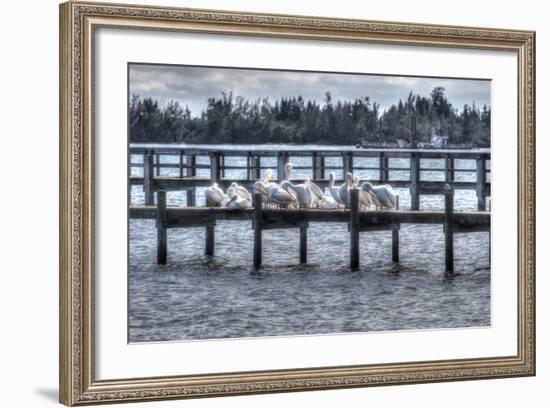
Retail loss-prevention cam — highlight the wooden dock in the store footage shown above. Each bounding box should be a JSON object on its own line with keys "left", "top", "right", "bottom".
{"left": 130, "top": 144, "right": 491, "bottom": 211}
{"left": 130, "top": 188, "right": 490, "bottom": 272}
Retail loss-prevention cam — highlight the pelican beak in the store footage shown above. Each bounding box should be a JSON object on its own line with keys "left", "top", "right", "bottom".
{"left": 264, "top": 175, "right": 270, "bottom": 185}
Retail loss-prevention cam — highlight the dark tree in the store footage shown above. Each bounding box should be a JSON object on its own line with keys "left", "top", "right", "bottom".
{"left": 129, "top": 87, "right": 490, "bottom": 147}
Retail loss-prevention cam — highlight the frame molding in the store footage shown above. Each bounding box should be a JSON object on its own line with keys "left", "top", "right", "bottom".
{"left": 59, "top": 1, "right": 535, "bottom": 405}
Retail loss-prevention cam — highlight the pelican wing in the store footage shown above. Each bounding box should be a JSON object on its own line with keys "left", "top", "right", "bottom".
{"left": 270, "top": 187, "right": 296, "bottom": 204}
{"left": 306, "top": 180, "right": 324, "bottom": 200}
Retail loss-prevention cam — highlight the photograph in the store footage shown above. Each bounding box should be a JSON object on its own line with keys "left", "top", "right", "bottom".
{"left": 127, "top": 63, "right": 492, "bottom": 343}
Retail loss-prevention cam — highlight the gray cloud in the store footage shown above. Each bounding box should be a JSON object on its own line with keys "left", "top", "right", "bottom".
{"left": 129, "top": 64, "right": 491, "bottom": 116}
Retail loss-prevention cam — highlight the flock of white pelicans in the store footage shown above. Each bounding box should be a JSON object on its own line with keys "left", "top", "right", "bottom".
{"left": 205, "top": 163, "right": 397, "bottom": 211}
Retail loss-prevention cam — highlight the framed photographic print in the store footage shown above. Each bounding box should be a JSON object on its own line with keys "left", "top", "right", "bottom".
{"left": 59, "top": 1, "right": 536, "bottom": 405}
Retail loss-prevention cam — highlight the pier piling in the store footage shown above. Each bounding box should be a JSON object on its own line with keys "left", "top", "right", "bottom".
{"left": 410, "top": 153, "right": 420, "bottom": 211}
{"left": 392, "top": 196, "right": 400, "bottom": 263}
{"left": 205, "top": 224, "right": 215, "bottom": 256}
{"left": 476, "top": 156, "right": 487, "bottom": 211}
{"left": 444, "top": 185, "right": 454, "bottom": 272}
{"left": 350, "top": 189, "right": 360, "bottom": 270}
{"left": 156, "top": 190, "right": 167, "bottom": 265}
{"left": 300, "top": 226, "right": 308, "bottom": 264}
{"left": 253, "top": 193, "right": 263, "bottom": 269}
{"left": 186, "top": 154, "right": 196, "bottom": 206}
{"left": 143, "top": 151, "right": 155, "bottom": 206}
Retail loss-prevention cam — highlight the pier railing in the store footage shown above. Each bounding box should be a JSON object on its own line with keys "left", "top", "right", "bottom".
{"left": 130, "top": 188, "right": 490, "bottom": 272}
{"left": 130, "top": 144, "right": 491, "bottom": 211}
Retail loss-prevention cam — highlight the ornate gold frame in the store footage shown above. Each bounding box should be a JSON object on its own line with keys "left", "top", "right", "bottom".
{"left": 59, "top": 1, "right": 536, "bottom": 405}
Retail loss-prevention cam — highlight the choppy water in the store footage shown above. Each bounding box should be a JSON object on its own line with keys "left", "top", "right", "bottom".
{"left": 128, "top": 151, "right": 491, "bottom": 342}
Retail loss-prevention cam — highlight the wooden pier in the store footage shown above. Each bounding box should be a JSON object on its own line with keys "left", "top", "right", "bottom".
{"left": 130, "top": 144, "right": 491, "bottom": 211}
{"left": 130, "top": 187, "right": 490, "bottom": 272}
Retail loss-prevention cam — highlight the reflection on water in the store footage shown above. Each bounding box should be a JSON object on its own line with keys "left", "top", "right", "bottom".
{"left": 128, "top": 153, "right": 490, "bottom": 342}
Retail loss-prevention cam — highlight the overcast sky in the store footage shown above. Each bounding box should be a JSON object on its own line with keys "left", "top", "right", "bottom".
{"left": 129, "top": 64, "right": 491, "bottom": 116}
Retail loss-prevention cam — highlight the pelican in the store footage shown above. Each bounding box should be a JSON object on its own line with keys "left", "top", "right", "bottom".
{"left": 227, "top": 182, "right": 251, "bottom": 202}
{"left": 339, "top": 172, "right": 354, "bottom": 207}
{"left": 282, "top": 163, "right": 312, "bottom": 208}
{"left": 267, "top": 184, "right": 298, "bottom": 208}
{"left": 305, "top": 177, "right": 324, "bottom": 208}
{"left": 262, "top": 167, "right": 296, "bottom": 208}
{"left": 253, "top": 181, "right": 269, "bottom": 205}
{"left": 328, "top": 172, "right": 345, "bottom": 209}
{"left": 352, "top": 175, "right": 374, "bottom": 210}
{"left": 361, "top": 182, "right": 396, "bottom": 210}
{"left": 318, "top": 193, "right": 339, "bottom": 209}
{"left": 225, "top": 194, "right": 252, "bottom": 211}
{"left": 204, "top": 183, "right": 224, "bottom": 207}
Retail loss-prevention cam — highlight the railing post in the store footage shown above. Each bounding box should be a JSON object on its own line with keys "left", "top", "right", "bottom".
{"left": 392, "top": 195, "right": 400, "bottom": 263}
{"left": 143, "top": 150, "right": 155, "bottom": 206}
{"left": 343, "top": 152, "right": 353, "bottom": 177}
{"left": 277, "top": 153, "right": 289, "bottom": 181}
{"left": 410, "top": 153, "right": 420, "bottom": 211}
{"left": 186, "top": 154, "right": 196, "bottom": 207}
{"left": 444, "top": 185, "right": 454, "bottom": 273}
{"left": 476, "top": 156, "right": 487, "bottom": 211}
{"left": 155, "top": 153, "right": 160, "bottom": 176}
{"left": 313, "top": 153, "right": 324, "bottom": 181}
{"left": 210, "top": 153, "right": 221, "bottom": 183}
{"left": 156, "top": 190, "right": 167, "bottom": 265}
{"left": 205, "top": 223, "right": 215, "bottom": 256}
{"left": 380, "top": 153, "right": 389, "bottom": 183}
{"left": 300, "top": 224, "right": 308, "bottom": 264}
{"left": 350, "top": 189, "right": 360, "bottom": 270}
{"left": 445, "top": 154, "right": 455, "bottom": 183}
{"left": 253, "top": 193, "right": 263, "bottom": 269}
{"left": 179, "top": 151, "right": 184, "bottom": 178}
{"left": 249, "top": 156, "right": 261, "bottom": 180}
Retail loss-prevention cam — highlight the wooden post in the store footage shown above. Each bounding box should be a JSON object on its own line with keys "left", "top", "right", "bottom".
{"left": 392, "top": 195, "right": 400, "bottom": 263}
{"left": 445, "top": 155, "right": 455, "bottom": 182}
{"left": 277, "top": 153, "right": 289, "bottom": 181}
{"left": 476, "top": 156, "right": 487, "bottom": 211}
{"left": 186, "top": 154, "right": 196, "bottom": 207}
{"left": 253, "top": 193, "right": 263, "bottom": 269}
{"left": 155, "top": 153, "right": 160, "bottom": 176}
{"left": 313, "top": 153, "right": 324, "bottom": 180}
{"left": 249, "top": 156, "right": 261, "bottom": 180}
{"left": 156, "top": 190, "right": 167, "bottom": 265}
{"left": 210, "top": 153, "right": 221, "bottom": 183}
{"left": 444, "top": 185, "right": 454, "bottom": 273}
{"left": 350, "top": 189, "right": 360, "bottom": 270}
{"left": 143, "top": 150, "right": 154, "bottom": 206}
{"left": 179, "top": 151, "right": 184, "bottom": 178}
{"left": 205, "top": 224, "right": 215, "bottom": 256}
{"left": 300, "top": 225, "right": 308, "bottom": 264}
{"left": 410, "top": 153, "right": 420, "bottom": 211}
{"left": 380, "top": 153, "right": 389, "bottom": 183}
{"left": 343, "top": 153, "right": 353, "bottom": 177}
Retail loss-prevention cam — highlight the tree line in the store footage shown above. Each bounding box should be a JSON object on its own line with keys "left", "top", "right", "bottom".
{"left": 129, "top": 87, "right": 490, "bottom": 147}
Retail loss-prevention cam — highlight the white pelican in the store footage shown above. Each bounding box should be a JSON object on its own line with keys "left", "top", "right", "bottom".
{"left": 204, "top": 183, "right": 224, "bottom": 207}
{"left": 253, "top": 181, "right": 269, "bottom": 205}
{"left": 263, "top": 168, "right": 297, "bottom": 208}
{"left": 361, "top": 182, "right": 396, "bottom": 210}
{"left": 339, "top": 172, "right": 354, "bottom": 207}
{"left": 227, "top": 182, "right": 251, "bottom": 202}
{"left": 282, "top": 163, "right": 312, "bottom": 208}
{"left": 327, "top": 172, "right": 344, "bottom": 209}
{"left": 318, "top": 193, "right": 339, "bottom": 209}
{"left": 267, "top": 184, "right": 298, "bottom": 208}
{"left": 305, "top": 177, "right": 324, "bottom": 208}
{"left": 352, "top": 175, "right": 374, "bottom": 210}
{"left": 225, "top": 194, "right": 252, "bottom": 211}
